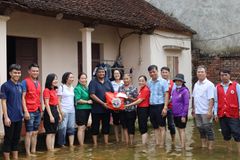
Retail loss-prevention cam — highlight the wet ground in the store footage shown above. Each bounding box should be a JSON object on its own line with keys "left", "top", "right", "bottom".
{"left": 11, "top": 120, "right": 240, "bottom": 160}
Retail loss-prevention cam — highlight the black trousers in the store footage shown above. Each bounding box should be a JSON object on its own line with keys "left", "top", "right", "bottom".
{"left": 91, "top": 113, "right": 110, "bottom": 135}
{"left": 3, "top": 120, "right": 22, "bottom": 153}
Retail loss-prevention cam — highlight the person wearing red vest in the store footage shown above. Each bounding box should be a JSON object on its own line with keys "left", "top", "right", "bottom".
{"left": 214, "top": 69, "right": 240, "bottom": 153}
{"left": 161, "top": 67, "right": 176, "bottom": 143}
{"left": 22, "top": 63, "right": 42, "bottom": 156}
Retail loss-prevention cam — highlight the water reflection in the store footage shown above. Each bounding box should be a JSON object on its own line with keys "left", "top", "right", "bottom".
{"left": 17, "top": 120, "right": 240, "bottom": 160}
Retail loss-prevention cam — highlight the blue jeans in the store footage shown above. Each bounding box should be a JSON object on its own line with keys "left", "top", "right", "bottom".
{"left": 25, "top": 110, "right": 41, "bottom": 132}
{"left": 57, "top": 112, "right": 75, "bottom": 146}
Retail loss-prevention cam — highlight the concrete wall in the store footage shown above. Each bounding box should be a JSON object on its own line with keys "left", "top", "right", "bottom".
{"left": 120, "top": 29, "right": 192, "bottom": 90}
{"left": 121, "top": 32, "right": 151, "bottom": 85}
{"left": 147, "top": 0, "right": 240, "bottom": 54}
{"left": 7, "top": 12, "right": 120, "bottom": 87}
{"left": 150, "top": 30, "right": 192, "bottom": 90}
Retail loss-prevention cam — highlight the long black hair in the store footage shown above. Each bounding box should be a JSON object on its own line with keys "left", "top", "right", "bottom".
{"left": 45, "top": 73, "right": 58, "bottom": 90}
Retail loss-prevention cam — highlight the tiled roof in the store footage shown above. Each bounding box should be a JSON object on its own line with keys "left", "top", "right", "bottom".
{"left": 0, "top": 0, "right": 196, "bottom": 34}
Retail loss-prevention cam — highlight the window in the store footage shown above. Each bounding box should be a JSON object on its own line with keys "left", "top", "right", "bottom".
{"left": 167, "top": 56, "right": 179, "bottom": 79}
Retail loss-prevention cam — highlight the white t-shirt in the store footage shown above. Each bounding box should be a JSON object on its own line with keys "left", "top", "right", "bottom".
{"left": 111, "top": 80, "right": 124, "bottom": 92}
{"left": 57, "top": 84, "right": 75, "bottom": 113}
{"left": 192, "top": 78, "right": 215, "bottom": 114}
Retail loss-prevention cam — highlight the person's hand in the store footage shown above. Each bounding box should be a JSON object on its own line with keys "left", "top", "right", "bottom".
{"left": 87, "top": 100, "right": 93, "bottom": 104}
{"left": 50, "top": 116, "right": 55, "bottom": 123}
{"left": 181, "top": 117, "right": 186, "bottom": 123}
{"left": 191, "top": 109, "right": 195, "bottom": 118}
{"left": 24, "top": 111, "right": 30, "bottom": 120}
{"left": 40, "top": 112, "right": 44, "bottom": 118}
{"left": 207, "top": 110, "right": 213, "bottom": 119}
{"left": 4, "top": 116, "right": 11, "bottom": 127}
{"left": 59, "top": 114, "right": 62, "bottom": 122}
{"left": 161, "top": 107, "right": 167, "bottom": 117}
{"left": 103, "top": 103, "right": 109, "bottom": 109}
{"left": 214, "top": 116, "right": 219, "bottom": 123}
{"left": 125, "top": 104, "right": 130, "bottom": 108}
{"left": 61, "top": 111, "right": 64, "bottom": 118}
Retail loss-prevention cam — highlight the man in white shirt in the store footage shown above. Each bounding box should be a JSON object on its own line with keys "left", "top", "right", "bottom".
{"left": 192, "top": 65, "right": 215, "bottom": 150}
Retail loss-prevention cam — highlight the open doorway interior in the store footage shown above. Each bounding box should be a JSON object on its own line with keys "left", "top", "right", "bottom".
{"left": 7, "top": 36, "right": 38, "bottom": 80}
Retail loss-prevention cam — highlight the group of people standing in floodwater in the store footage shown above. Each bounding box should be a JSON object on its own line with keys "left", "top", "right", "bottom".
{"left": 1, "top": 63, "right": 240, "bottom": 160}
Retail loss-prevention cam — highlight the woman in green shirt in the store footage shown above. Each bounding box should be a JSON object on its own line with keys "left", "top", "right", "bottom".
{"left": 74, "top": 73, "right": 92, "bottom": 146}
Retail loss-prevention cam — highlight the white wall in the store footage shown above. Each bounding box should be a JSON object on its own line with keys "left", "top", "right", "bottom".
{"left": 120, "top": 29, "right": 192, "bottom": 90}
{"left": 7, "top": 12, "right": 119, "bottom": 87}
{"left": 150, "top": 30, "right": 192, "bottom": 90}
{"left": 121, "top": 33, "right": 151, "bottom": 85}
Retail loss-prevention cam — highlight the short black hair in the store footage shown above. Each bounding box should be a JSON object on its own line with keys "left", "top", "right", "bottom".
{"left": 148, "top": 65, "right": 158, "bottom": 72}
{"left": 45, "top": 73, "right": 58, "bottom": 90}
{"left": 61, "top": 72, "right": 73, "bottom": 84}
{"left": 161, "top": 66, "right": 170, "bottom": 72}
{"left": 138, "top": 75, "right": 147, "bottom": 81}
{"left": 28, "top": 63, "right": 39, "bottom": 70}
{"left": 78, "top": 72, "right": 87, "bottom": 79}
{"left": 9, "top": 64, "right": 21, "bottom": 72}
{"left": 219, "top": 69, "right": 231, "bottom": 75}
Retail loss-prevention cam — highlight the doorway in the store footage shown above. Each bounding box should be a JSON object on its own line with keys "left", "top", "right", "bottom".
{"left": 7, "top": 36, "right": 38, "bottom": 80}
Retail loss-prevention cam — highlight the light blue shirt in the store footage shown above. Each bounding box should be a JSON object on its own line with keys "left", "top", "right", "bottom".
{"left": 214, "top": 81, "right": 240, "bottom": 116}
{"left": 148, "top": 77, "right": 168, "bottom": 105}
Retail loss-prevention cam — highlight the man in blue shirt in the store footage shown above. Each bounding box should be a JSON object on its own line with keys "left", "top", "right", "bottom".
{"left": 89, "top": 67, "right": 114, "bottom": 146}
{"left": 147, "top": 65, "right": 169, "bottom": 147}
{"left": 1, "top": 64, "right": 23, "bottom": 160}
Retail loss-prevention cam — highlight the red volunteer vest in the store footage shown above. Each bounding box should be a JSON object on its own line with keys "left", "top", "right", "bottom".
{"left": 217, "top": 81, "right": 239, "bottom": 118}
{"left": 25, "top": 77, "right": 42, "bottom": 112}
{"left": 168, "top": 80, "right": 174, "bottom": 109}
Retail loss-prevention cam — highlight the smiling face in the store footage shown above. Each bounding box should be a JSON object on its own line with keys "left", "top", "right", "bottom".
{"left": 10, "top": 69, "right": 21, "bottom": 83}
{"left": 123, "top": 74, "right": 131, "bottom": 86}
{"left": 148, "top": 68, "right": 158, "bottom": 80}
{"left": 197, "top": 67, "right": 207, "bottom": 81}
{"left": 138, "top": 76, "right": 147, "bottom": 88}
{"left": 96, "top": 69, "right": 105, "bottom": 79}
{"left": 79, "top": 74, "right": 87, "bottom": 86}
{"left": 66, "top": 73, "right": 74, "bottom": 85}
{"left": 161, "top": 69, "right": 170, "bottom": 80}
{"left": 113, "top": 70, "right": 121, "bottom": 81}
{"left": 52, "top": 76, "right": 58, "bottom": 88}
{"left": 28, "top": 66, "right": 39, "bottom": 80}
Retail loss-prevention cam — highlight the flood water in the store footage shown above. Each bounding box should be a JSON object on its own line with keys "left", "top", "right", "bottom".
{"left": 16, "top": 120, "right": 240, "bottom": 160}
